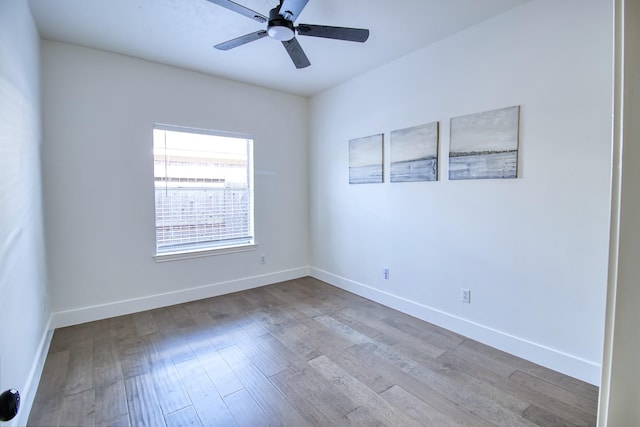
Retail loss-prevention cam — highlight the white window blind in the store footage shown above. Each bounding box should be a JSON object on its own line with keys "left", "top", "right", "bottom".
{"left": 153, "top": 125, "right": 254, "bottom": 256}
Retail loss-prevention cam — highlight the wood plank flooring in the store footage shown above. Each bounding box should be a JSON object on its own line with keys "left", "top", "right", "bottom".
{"left": 29, "top": 277, "right": 599, "bottom": 426}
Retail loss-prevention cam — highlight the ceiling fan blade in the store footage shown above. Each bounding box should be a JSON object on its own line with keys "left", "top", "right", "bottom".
{"left": 282, "top": 38, "right": 311, "bottom": 69}
{"left": 205, "top": 0, "right": 268, "bottom": 23}
{"left": 297, "top": 24, "right": 369, "bottom": 42}
{"left": 214, "top": 30, "right": 268, "bottom": 50}
{"left": 278, "top": 0, "right": 310, "bottom": 21}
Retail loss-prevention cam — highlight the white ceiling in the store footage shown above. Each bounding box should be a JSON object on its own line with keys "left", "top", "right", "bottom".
{"left": 28, "top": 0, "right": 532, "bottom": 97}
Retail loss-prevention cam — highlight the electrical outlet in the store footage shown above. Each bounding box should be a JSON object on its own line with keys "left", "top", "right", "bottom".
{"left": 461, "top": 288, "right": 471, "bottom": 304}
{"left": 260, "top": 255, "right": 266, "bottom": 265}
{"left": 383, "top": 267, "right": 390, "bottom": 280}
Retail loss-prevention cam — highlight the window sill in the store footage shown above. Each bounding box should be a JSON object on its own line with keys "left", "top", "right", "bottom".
{"left": 154, "top": 243, "right": 257, "bottom": 263}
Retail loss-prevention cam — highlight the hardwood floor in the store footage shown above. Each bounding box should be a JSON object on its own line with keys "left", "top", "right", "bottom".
{"left": 29, "top": 277, "right": 599, "bottom": 426}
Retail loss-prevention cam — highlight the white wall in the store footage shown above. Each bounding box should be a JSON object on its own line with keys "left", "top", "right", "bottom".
{"left": 309, "top": 0, "right": 613, "bottom": 385}
{"left": 598, "top": 0, "right": 640, "bottom": 423}
{"left": 0, "top": 1, "right": 51, "bottom": 426}
{"left": 41, "top": 41, "right": 309, "bottom": 326}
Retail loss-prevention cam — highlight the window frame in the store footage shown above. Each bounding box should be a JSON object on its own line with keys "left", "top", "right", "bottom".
{"left": 152, "top": 123, "right": 256, "bottom": 262}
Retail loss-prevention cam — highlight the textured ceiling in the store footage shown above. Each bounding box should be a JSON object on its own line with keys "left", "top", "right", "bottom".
{"left": 28, "top": 0, "right": 532, "bottom": 97}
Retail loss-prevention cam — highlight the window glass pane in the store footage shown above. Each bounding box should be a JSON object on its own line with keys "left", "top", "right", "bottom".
{"left": 153, "top": 126, "right": 254, "bottom": 255}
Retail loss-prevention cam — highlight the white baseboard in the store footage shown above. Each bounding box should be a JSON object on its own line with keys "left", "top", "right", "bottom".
{"left": 310, "top": 267, "right": 601, "bottom": 386}
{"left": 52, "top": 267, "right": 309, "bottom": 328}
{"left": 11, "top": 315, "right": 54, "bottom": 427}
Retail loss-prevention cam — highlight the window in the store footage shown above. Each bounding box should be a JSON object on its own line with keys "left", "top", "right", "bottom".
{"left": 153, "top": 124, "right": 254, "bottom": 257}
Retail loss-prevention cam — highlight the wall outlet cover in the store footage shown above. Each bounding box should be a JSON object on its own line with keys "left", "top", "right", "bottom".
{"left": 462, "top": 288, "right": 471, "bottom": 303}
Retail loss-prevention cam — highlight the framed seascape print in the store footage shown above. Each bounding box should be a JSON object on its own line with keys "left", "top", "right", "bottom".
{"left": 390, "top": 122, "right": 439, "bottom": 183}
{"left": 449, "top": 105, "right": 520, "bottom": 180}
{"left": 349, "top": 134, "right": 384, "bottom": 184}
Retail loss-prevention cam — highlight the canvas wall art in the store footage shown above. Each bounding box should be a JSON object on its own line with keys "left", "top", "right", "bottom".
{"left": 349, "top": 134, "right": 384, "bottom": 184}
{"left": 390, "top": 122, "right": 439, "bottom": 182}
{"left": 449, "top": 106, "right": 520, "bottom": 180}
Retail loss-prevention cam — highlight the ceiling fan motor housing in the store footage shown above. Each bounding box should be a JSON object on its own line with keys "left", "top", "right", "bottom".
{"left": 267, "top": 7, "right": 295, "bottom": 41}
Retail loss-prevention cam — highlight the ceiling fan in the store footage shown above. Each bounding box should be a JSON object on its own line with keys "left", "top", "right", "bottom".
{"left": 206, "top": 0, "right": 370, "bottom": 69}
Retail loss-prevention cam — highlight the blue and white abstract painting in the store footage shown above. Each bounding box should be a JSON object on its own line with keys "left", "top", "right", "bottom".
{"left": 449, "top": 106, "right": 520, "bottom": 180}
{"left": 390, "top": 122, "right": 439, "bottom": 182}
{"left": 349, "top": 134, "right": 383, "bottom": 184}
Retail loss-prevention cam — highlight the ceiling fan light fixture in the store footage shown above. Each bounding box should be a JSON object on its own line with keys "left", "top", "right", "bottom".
{"left": 267, "top": 24, "right": 295, "bottom": 41}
